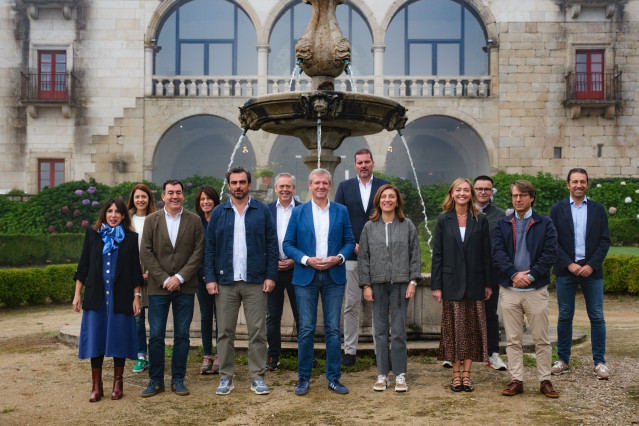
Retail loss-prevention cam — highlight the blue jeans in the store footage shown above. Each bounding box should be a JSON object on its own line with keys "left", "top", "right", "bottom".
{"left": 135, "top": 307, "right": 147, "bottom": 357}
{"left": 556, "top": 275, "right": 606, "bottom": 365}
{"left": 197, "top": 278, "right": 217, "bottom": 356}
{"left": 148, "top": 292, "right": 194, "bottom": 383}
{"left": 294, "top": 270, "right": 345, "bottom": 382}
{"left": 266, "top": 269, "right": 299, "bottom": 357}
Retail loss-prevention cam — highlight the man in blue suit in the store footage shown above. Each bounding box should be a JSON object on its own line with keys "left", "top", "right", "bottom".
{"left": 265, "top": 172, "right": 301, "bottom": 371}
{"left": 283, "top": 168, "right": 355, "bottom": 395}
{"left": 549, "top": 168, "right": 611, "bottom": 380}
{"left": 334, "top": 148, "right": 389, "bottom": 366}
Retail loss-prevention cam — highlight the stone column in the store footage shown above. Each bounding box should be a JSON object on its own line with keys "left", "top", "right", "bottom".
{"left": 144, "top": 43, "right": 154, "bottom": 96}
{"left": 257, "top": 44, "right": 269, "bottom": 96}
{"left": 372, "top": 44, "right": 385, "bottom": 96}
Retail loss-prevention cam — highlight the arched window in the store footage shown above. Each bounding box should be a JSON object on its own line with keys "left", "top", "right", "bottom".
{"left": 154, "top": 0, "right": 257, "bottom": 75}
{"left": 152, "top": 115, "right": 255, "bottom": 184}
{"left": 268, "top": 1, "right": 373, "bottom": 76}
{"left": 385, "top": 0, "right": 488, "bottom": 76}
{"left": 385, "top": 116, "right": 489, "bottom": 186}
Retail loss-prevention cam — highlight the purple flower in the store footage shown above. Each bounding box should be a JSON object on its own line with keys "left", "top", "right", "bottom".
{"left": 186, "top": 182, "right": 193, "bottom": 187}
{"left": 61, "top": 206, "right": 69, "bottom": 213}
{"left": 66, "top": 221, "right": 73, "bottom": 228}
{"left": 82, "top": 199, "right": 90, "bottom": 205}
{"left": 74, "top": 189, "right": 83, "bottom": 195}
{"left": 92, "top": 201, "right": 100, "bottom": 206}
{"left": 81, "top": 219, "right": 89, "bottom": 228}
{"left": 73, "top": 209, "right": 80, "bottom": 217}
{"left": 87, "top": 186, "right": 96, "bottom": 194}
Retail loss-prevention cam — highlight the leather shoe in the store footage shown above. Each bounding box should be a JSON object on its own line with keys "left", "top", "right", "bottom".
{"left": 539, "top": 380, "right": 559, "bottom": 398}
{"left": 502, "top": 380, "right": 523, "bottom": 396}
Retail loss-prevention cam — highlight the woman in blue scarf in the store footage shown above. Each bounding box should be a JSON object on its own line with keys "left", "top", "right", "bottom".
{"left": 72, "top": 198, "right": 143, "bottom": 402}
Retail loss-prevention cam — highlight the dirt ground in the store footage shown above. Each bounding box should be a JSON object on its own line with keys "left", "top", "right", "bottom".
{"left": 0, "top": 292, "right": 637, "bottom": 425}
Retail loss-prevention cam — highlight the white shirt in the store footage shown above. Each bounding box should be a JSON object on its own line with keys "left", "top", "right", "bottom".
{"left": 163, "top": 207, "right": 184, "bottom": 285}
{"left": 132, "top": 214, "right": 146, "bottom": 249}
{"left": 358, "top": 175, "right": 374, "bottom": 212}
{"left": 301, "top": 199, "right": 330, "bottom": 265}
{"left": 231, "top": 198, "right": 249, "bottom": 281}
{"left": 276, "top": 199, "right": 295, "bottom": 260}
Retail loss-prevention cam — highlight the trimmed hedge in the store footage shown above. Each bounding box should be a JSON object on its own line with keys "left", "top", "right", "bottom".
{"left": 608, "top": 218, "right": 639, "bottom": 246}
{"left": 0, "top": 264, "right": 75, "bottom": 307}
{"left": 0, "top": 234, "right": 83, "bottom": 267}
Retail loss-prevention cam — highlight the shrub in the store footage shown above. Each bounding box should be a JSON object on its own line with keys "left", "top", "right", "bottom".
{"left": 601, "top": 255, "right": 630, "bottom": 293}
{"left": 45, "top": 265, "right": 76, "bottom": 303}
{"left": 608, "top": 218, "right": 639, "bottom": 246}
{"left": 47, "top": 234, "right": 84, "bottom": 264}
{"left": 0, "top": 234, "right": 48, "bottom": 266}
{"left": 0, "top": 269, "right": 31, "bottom": 307}
{"left": 0, "top": 265, "right": 76, "bottom": 307}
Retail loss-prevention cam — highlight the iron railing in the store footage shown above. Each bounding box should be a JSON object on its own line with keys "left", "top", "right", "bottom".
{"left": 20, "top": 72, "right": 77, "bottom": 102}
{"left": 565, "top": 71, "right": 621, "bottom": 102}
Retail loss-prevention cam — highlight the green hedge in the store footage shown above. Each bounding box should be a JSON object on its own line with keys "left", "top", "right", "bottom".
{"left": 0, "top": 265, "right": 75, "bottom": 307}
{"left": 0, "top": 234, "right": 83, "bottom": 267}
{"left": 608, "top": 218, "right": 639, "bottom": 246}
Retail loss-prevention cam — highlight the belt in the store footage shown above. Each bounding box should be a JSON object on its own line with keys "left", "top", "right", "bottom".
{"left": 576, "top": 259, "right": 587, "bottom": 266}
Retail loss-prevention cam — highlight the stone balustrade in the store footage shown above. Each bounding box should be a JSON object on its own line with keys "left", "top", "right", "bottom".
{"left": 151, "top": 75, "right": 492, "bottom": 98}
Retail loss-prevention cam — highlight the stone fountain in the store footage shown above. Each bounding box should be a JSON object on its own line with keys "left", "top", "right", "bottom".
{"left": 239, "top": 0, "right": 407, "bottom": 178}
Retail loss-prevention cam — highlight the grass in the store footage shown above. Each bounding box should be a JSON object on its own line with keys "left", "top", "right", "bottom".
{"left": 607, "top": 246, "right": 639, "bottom": 256}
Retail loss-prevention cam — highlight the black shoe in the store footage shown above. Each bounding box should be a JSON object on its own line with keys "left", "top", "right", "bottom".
{"left": 342, "top": 353, "right": 356, "bottom": 367}
{"left": 266, "top": 355, "right": 279, "bottom": 371}
{"left": 312, "top": 359, "right": 320, "bottom": 368}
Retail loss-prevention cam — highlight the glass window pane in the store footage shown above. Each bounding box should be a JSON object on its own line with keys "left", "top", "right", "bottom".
{"left": 54, "top": 162, "right": 64, "bottom": 171}
{"left": 268, "top": 9, "right": 291, "bottom": 75}
{"left": 437, "top": 44, "right": 460, "bottom": 75}
{"left": 236, "top": 11, "right": 257, "bottom": 75}
{"left": 180, "top": 43, "right": 204, "bottom": 75}
{"left": 384, "top": 10, "right": 405, "bottom": 75}
{"left": 408, "top": 0, "right": 461, "bottom": 39}
{"left": 179, "top": 0, "right": 233, "bottom": 39}
{"left": 41, "top": 64, "right": 51, "bottom": 73}
{"left": 464, "top": 10, "right": 488, "bottom": 75}
{"left": 409, "top": 44, "right": 432, "bottom": 75}
{"left": 347, "top": 9, "right": 373, "bottom": 75}
{"left": 56, "top": 54, "right": 66, "bottom": 63}
{"left": 209, "top": 44, "right": 233, "bottom": 75}
{"left": 156, "top": 14, "right": 176, "bottom": 74}
{"left": 40, "top": 162, "right": 50, "bottom": 173}
{"left": 41, "top": 54, "right": 51, "bottom": 63}
{"left": 293, "top": 5, "right": 312, "bottom": 37}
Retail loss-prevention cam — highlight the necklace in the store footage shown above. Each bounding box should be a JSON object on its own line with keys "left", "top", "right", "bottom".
{"left": 456, "top": 213, "right": 467, "bottom": 218}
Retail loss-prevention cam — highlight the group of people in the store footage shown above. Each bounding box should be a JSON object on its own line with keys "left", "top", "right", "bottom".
{"left": 72, "top": 154, "right": 609, "bottom": 401}
{"left": 431, "top": 168, "right": 610, "bottom": 399}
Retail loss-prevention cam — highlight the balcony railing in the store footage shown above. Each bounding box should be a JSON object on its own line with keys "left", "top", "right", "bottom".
{"left": 565, "top": 71, "right": 621, "bottom": 103}
{"left": 20, "top": 72, "right": 77, "bottom": 103}
{"left": 151, "top": 75, "right": 492, "bottom": 98}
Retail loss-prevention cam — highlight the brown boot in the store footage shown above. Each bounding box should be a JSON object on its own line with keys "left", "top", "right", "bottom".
{"left": 89, "top": 368, "right": 103, "bottom": 402}
{"left": 111, "top": 366, "right": 124, "bottom": 400}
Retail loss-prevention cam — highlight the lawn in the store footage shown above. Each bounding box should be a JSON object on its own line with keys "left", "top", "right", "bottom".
{"left": 608, "top": 246, "right": 639, "bottom": 256}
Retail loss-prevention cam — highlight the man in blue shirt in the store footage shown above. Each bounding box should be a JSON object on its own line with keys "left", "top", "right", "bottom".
{"left": 549, "top": 168, "right": 611, "bottom": 380}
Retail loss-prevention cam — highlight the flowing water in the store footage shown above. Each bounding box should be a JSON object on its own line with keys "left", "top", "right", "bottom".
{"left": 289, "top": 62, "right": 302, "bottom": 91}
{"left": 317, "top": 119, "right": 322, "bottom": 169}
{"left": 220, "top": 130, "right": 247, "bottom": 196}
{"left": 398, "top": 130, "right": 432, "bottom": 250}
{"left": 345, "top": 64, "right": 357, "bottom": 92}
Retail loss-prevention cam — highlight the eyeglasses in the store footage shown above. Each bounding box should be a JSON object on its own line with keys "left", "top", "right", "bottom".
{"left": 511, "top": 193, "right": 530, "bottom": 199}
{"left": 475, "top": 188, "right": 493, "bottom": 193}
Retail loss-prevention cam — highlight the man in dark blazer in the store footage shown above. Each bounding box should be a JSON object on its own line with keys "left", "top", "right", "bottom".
{"left": 283, "top": 169, "right": 355, "bottom": 396}
{"left": 334, "top": 148, "right": 389, "bottom": 366}
{"left": 140, "top": 179, "right": 204, "bottom": 398}
{"left": 265, "top": 172, "right": 301, "bottom": 371}
{"left": 549, "top": 168, "right": 611, "bottom": 380}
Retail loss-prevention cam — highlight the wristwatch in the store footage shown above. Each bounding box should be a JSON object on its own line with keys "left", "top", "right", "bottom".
{"left": 527, "top": 274, "right": 535, "bottom": 283}
{"left": 409, "top": 280, "right": 418, "bottom": 287}
{"left": 337, "top": 254, "right": 345, "bottom": 265}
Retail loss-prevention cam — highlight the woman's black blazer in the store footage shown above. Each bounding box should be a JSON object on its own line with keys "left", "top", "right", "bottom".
{"left": 74, "top": 228, "right": 143, "bottom": 314}
{"left": 430, "top": 211, "right": 494, "bottom": 301}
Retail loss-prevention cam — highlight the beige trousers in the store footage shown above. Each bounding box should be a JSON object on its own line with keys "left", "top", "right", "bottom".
{"left": 499, "top": 286, "right": 552, "bottom": 383}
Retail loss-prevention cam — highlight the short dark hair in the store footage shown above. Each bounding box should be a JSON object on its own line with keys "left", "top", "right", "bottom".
{"left": 225, "top": 166, "right": 251, "bottom": 184}
{"left": 474, "top": 175, "right": 494, "bottom": 185}
{"left": 354, "top": 148, "right": 373, "bottom": 161}
{"left": 195, "top": 186, "right": 221, "bottom": 218}
{"left": 567, "top": 168, "right": 589, "bottom": 183}
{"left": 163, "top": 179, "right": 183, "bottom": 192}
{"left": 510, "top": 180, "right": 536, "bottom": 206}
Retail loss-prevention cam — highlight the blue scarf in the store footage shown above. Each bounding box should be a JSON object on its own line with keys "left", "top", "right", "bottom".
{"left": 99, "top": 224, "right": 125, "bottom": 254}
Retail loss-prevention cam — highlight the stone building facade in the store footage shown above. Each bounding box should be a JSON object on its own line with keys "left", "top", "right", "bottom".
{"left": 1, "top": 0, "right": 637, "bottom": 194}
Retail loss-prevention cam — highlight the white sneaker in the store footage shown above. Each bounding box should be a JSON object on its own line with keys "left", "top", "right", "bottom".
{"left": 373, "top": 375, "right": 389, "bottom": 391}
{"left": 442, "top": 361, "right": 453, "bottom": 369}
{"left": 594, "top": 363, "right": 610, "bottom": 380}
{"left": 395, "top": 374, "right": 408, "bottom": 392}
{"left": 488, "top": 352, "right": 507, "bottom": 371}
{"left": 551, "top": 360, "right": 569, "bottom": 375}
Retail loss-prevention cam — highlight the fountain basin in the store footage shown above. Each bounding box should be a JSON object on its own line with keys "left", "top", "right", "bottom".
{"left": 239, "top": 91, "right": 407, "bottom": 150}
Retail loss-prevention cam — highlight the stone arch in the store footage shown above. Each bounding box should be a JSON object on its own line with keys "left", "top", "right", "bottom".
{"left": 150, "top": 114, "right": 255, "bottom": 184}
{"left": 146, "top": 0, "right": 263, "bottom": 43}
{"left": 379, "top": 0, "right": 498, "bottom": 46}
{"left": 385, "top": 115, "right": 490, "bottom": 186}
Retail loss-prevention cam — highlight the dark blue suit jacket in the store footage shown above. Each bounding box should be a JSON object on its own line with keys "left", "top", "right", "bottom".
{"left": 282, "top": 201, "right": 355, "bottom": 286}
{"left": 549, "top": 198, "right": 610, "bottom": 279}
{"left": 334, "top": 175, "right": 389, "bottom": 260}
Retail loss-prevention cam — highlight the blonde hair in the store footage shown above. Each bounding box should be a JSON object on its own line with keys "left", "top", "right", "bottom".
{"left": 441, "top": 177, "right": 481, "bottom": 219}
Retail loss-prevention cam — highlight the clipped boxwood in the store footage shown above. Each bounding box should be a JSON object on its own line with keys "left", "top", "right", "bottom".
{"left": 46, "top": 265, "right": 76, "bottom": 303}
{"left": 601, "top": 255, "right": 630, "bottom": 293}
{"left": 608, "top": 218, "right": 639, "bottom": 246}
{"left": 47, "top": 234, "right": 84, "bottom": 264}
{"left": 0, "top": 234, "right": 83, "bottom": 267}
{"left": 0, "top": 265, "right": 76, "bottom": 307}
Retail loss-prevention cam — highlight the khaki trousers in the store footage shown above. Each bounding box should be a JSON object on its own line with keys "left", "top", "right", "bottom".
{"left": 499, "top": 286, "right": 552, "bottom": 383}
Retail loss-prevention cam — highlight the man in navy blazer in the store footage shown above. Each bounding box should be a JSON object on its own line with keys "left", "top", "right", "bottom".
{"left": 265, "top": 172, "right": 301, "bottom": 371}
{"left": 549, "top": 168, "right": 611, "bottom": 380}
{"left": 334, "top": 148, "right": 389, "bottom": 366}
{"left": 283, "top": 169, "right": 355, "bottom": 396}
